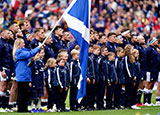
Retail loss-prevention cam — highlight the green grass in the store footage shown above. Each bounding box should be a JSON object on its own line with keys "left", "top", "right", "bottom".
{"left": 1, "top": 106, "right": 160, "bottom": 115}
{"left": 0, "top": 90, "right": 159, "bottom": 115}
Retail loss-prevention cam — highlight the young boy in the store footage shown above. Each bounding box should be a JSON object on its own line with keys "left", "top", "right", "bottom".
{"left": 69, "top": 49, "right": 81, "bottom": 111}
{"left": 55, "top": 58, "right": 70, "bottom": 112}
{"left": 84, "top": 44, "right": 100, "bottom": 110}
{"left": 97, "top": 45, "right": 108, "bottom": 110}
{"left": 114, "top": 47, "right": 125, "bottom": 109}
{"left": 106, "top": 52, "right": 117, "bottom": 109}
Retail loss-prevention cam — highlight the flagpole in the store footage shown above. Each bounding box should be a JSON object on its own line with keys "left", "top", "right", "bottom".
{"left": 42, "top": 0, "right": 77, "bottom": 45}
{"left": 28, "top": 0, "right": 77, "bottom": 66}
{"left": 42, "top": 13, "right": 64, "bottom": 45}
{"left": 27, "top": 15, "right": 64, "bottom": 66}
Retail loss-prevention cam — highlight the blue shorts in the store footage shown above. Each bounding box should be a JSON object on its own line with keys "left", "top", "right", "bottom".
{"left": 0, "top": 68, "right": 11, "bottom": 82}
{"left": 141, "top": 70, "right": 146, "bottom": 81}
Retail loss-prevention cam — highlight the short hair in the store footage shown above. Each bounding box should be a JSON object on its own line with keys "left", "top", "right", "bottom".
{"left": 93, "top": 44, "right": 101, "bottom": 50}
{"left": 107, "top": 32, "right": 116, "bottom": 38}
{"left": 34, "top": 27, "right": 43, "bottom": 33}
{"left": 89, "top": 44, "right": 93, "bottom": 48}
{"left": 58, "top": 49, "right": 68, "bottom": 53}
{"left": 8, "top": 21, "right": 17, "bottom": 28}
{"left": 71, "top": 49, "right": 79, "bottom": 57}
{"left": 0, "top": 28, "right": 8, "bottom": 34}
{"left": 115, "top": 47, "right": 123, "bottom": 53}
{"left": 75, "top": 45, "right": 80, "bottom": 50}
{"left": 99, "top": 34, "right": 106, "bottom": 39}
{"left": 100, "top": 45, "right": 107, "bottom": 53}
{"left": 56, "top": 57, "right": 65, "bottom": 64}
{"left": 107, "top": 52, "right": 115, "bottom": 57}
{"left": 19, "top": 20, "right": 29, "bottom": 29}
{"left": 53, "top": 26, "right": 62, "bottom": 34}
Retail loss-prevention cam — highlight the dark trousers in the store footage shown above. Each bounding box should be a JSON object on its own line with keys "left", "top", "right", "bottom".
{"left": 56, "top": 88, "right": 67, "bottom": 110}
{"left": 125, "top": 83, "right": 133, "bottom": 108}
{"left": 46, "top": 86, "right": 57, "bottom": 109}
{"left": 106, "top": 84, "right": 115, "bottom": 109}
{"left": 70, "top": 85, "right": 79, "bottom": 110}
{"left": 17, "top": 82, "right": 29, "bottom": 112}
{"left": 133, "top": 83, "right": 138, "bottom": 105}
{"left": 114, "top": 84, "right": 122, "bottom": 107}
{"left": 96, "top": 79, "right": 105, "bottom": 109}
{"left": 81, "top": 81, "right": 95, "bottom": 109}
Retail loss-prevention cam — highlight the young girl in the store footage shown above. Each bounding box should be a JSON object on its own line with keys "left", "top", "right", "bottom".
{"left": 132, "top": 49, "right": 141, "bottom": 107}
{"left": 36, "top": 49, "right": 45, "bottom": 112}
{"left": 12, "top": 38, "right": 43, "bottom": 112}
{"left": 124, "top": 44, "right": 135, "bottom": 109}
{"left": 44, "top": 58, "right": 56, "bottom": 112}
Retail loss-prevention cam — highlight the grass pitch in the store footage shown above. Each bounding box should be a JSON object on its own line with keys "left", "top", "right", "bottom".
{"left": 0, "top": 90, "right": 159, "bottom": 115}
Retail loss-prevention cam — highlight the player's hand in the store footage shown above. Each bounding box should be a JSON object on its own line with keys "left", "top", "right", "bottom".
{"left": 86, "top": 78, "right": 91, "bottom": 84}
{"left": 65, "top": 87, "right": 68, "bottom": 91}
{"left": 93, "top": 79, "right": 95, "bottom": 84}
{"left": 29, "top": 83, "right": 32, "bottom": 87}
{"left": 38, "top": 44, "right": 44, "bottom": 49}
{"left": 1, "top": 70, "right": 6, "bottom": 78}
{"left": 115, "top": 81, "right": 118, "bottom": 85}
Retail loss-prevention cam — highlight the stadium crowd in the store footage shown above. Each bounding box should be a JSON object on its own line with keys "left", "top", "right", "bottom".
{"left": 0, "top": 0, "right": 160, "bottom": 113}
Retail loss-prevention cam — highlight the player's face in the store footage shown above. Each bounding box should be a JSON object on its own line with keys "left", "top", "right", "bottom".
{"left": 119, "top": 50, "right": 125, "bottom": 57}
{"left": 38, "top": 29, "right": 45, "bottom": 41}
{"left": 58, "top": 60, "right": 65, "bottom": 66}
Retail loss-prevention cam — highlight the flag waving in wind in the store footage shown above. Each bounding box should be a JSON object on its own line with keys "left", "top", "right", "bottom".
{"left": 63, "top": 0, "right": 91, "bottom": 101}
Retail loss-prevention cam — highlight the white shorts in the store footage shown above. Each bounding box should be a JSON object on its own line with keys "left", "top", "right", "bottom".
{"left": 158, "top": 72, "right": 160, "bottom": 82}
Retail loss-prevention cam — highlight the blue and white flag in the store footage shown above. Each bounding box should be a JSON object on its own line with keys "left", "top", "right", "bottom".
{"left": 63, "top": 0, "right": 91, "bottom": 101}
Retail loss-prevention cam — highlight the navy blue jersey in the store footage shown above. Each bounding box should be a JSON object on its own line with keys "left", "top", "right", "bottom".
{"left": 70, "top": 59, "right": 81, "bottom": 86}
{"left": 133, "top": 60, "right": 141, "bottom": 82}
{"left": 55, "top": 65, "right": 70, "bottom": 88}
{"left": 51, "top": 36, "right": 64, "bottom": 58}
{"left": 107, "top": 60, "right": 118, "bottom": 83}
{"left": 65, "top": 61, "right": 70, "bottom": 86}
{"left": 114, "top": 43, "right": 124, "bottom": 48}
{"left": 136, "top": 44, "right": 147, "bottom": 71}
{"left": 106, "top": 41, "right": 115, "bottom": 52}
{"left": 22, "top": 30, "right": 30, "bottom": 49}
{"left": 124, "top": 56, "right": 134, "bottom": 83}
{"left": 68, "top": 40, "right": 78, "bottom": 52}
{"left": 89, "top": 53, "right": 99, "bottom": 83}
{"left": 146, "top": 45, "right": 160, "bottom": 73}
{"left": 115, "top": 56, "right": 124, "bottom": 84}
{"left": 0, "top": 37, "right": 13, "bottom": 71}
{"left": 31, "top": 61, "right": 39, "bottom": 89}
{"left": 98, "top": 55, "right": 108, "bottom": 81}
{"left": 30, "top": 38, "right": 42, "bottom": 49}
{"left": 87, "top": 54, "right": 95, "bottom": 79}
{"left": 37, "top": 59, "right": 45, "bottom": 88}
{"left": 45, "top": 67, "right": 56, "bottom": 88}
{"left": 122, "top": 36, "right": 130, "bottom": 47}
{"left": 43, "top": 43, "right": 55, "bottom": 64}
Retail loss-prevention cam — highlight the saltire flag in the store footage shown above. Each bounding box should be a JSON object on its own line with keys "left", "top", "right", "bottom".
{"left": 62, "top": 0, "right": 91, "bottom": 101}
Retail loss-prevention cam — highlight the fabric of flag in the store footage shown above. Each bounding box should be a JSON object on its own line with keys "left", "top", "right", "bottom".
{"left": 63, "top": 0, "right": 91, "bottom": 101}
